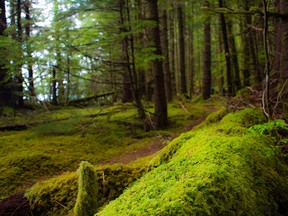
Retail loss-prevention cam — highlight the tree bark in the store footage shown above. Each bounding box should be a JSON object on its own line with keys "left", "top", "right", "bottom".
{"left": 202, "top": 1, "right": 211, "bottom": 100}
{"left": 146, "top": 0, "right": 168, "bottom": 128}
{"left": 219, "top": 0, "right": 234, "bottom": 96}
{"left": 52, "top": 67, "right": 57, "bottom": 105}
{"left": 119, "top": 0, "right": 145, "bottom": 119}
{"left": 242, "top": 0, "right": 251, "bottom": 87}
{"left": 272, "top": 0, "right": 288, "bottom": 116}
{"left": 24, "top": 0, "right": 35, "bottom": 99}
{"left": 16, "top": 0, "right": 24, "bottom": 107}
{"left": 160, "top": 9, "right": 172, "bottom": 101}
{"left": 227, "top": 20, "right": 241, "bottom": 92}
{"left": 0, "top": 0, "right": 12, "bottom": 107}
{"left": 168, "top": 6, "right": 176, "bottom": 98}
{"left": 177, "top": 5, "right": 187, "bottom": 95}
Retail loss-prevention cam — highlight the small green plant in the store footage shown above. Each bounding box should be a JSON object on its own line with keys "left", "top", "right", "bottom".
{"left": 74, "top": 161, "right": 98, "bottom": 216}
{"left": 249, "top": 119, "right": 288, "bottom": 136}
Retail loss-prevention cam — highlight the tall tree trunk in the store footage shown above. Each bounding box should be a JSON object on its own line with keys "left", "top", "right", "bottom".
{"left": 0, "top": 0, "right": 12, "bottom": 107}
{"left": 227, "top": 20, "right": 241, "bottom": 92}
{"left": 168, "top": 6, "right": 176, "bottom": 98}
{"left": 272, "top": 0, "right": 288, "bottom": 116}
{"left": 202, "top": 1, "right": 211, "bottom": 100}
{"left": 16, "top": 0, "right": 24, "bottom": 107}
{"left": 52, "top": 67, "right": 57, "bottom": 105}
{"left": 119, "top": 0, "right": 145, "bottom": 119}
{"left": 24, "top": 0, "right": 35, "bottom": 99}
{"left": 262, "top": 0, "right": 271, "bottom": 119}
{"left": 219, "top": 0, "right": 234, "bottom": 96}
{"left": 147, "top": 0, "right": 168, "bottom": 128}
{"left": 177, "top": 5, "right": 187, "bottom": 95}
{"left": 242, "top": 0, "right": 251, "bottom": 87}
{"left": 187, "top": 2, "right": 195, "bottom": 98}
{"left": 160, "top": 9, "right": 172, "bottom": 101}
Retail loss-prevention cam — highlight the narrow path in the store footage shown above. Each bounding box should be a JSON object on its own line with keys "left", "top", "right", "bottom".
{"left": 102, "top": 113, "right": 211, "bottom": 165}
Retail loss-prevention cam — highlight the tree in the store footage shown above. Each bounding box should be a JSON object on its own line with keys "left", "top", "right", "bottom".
{"left": 272, "top": 0, "right": 288, "bottom": 117}
{"left": 119, "top": 0, "right": 146, "bottom": 119}
{"left": 227, "top": 20, "right": 241, "bottom": 92}
{"left": 202, "top": 1, "right": 211, "bottom": 100}
{"left": 219, "top": 0, "right": 234, "bottom": 96}
{"left": 177, "top": 3, "right": 187, "bottom": 95}
{"left": 160, "top": 7, "right": 172, "bottom": 101}
{"left": 146, "top": 0, "right": 168, "bottom": 128}
{"left": 24, "top": 0, "right": 35, "bottom": 98}
{"left": 0, "top": 0, "right": 12, "bottom": 107}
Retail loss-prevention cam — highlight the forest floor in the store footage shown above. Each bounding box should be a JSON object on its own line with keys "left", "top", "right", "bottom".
{"left": 0, "top": 98, "right": 222, "bottom": 215}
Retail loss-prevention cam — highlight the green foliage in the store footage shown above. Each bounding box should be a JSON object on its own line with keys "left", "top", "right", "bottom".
{"left": 25, "top": 163, "right": 146, "bottom": 215}
{"left": 249, "top": 119, "right": 288, "bottom": 136}
{"left": 96, "top": 108, "right": 288, "bottom": 216}
{"left": 74, "top": 161, "right": 98, "bottom": 216}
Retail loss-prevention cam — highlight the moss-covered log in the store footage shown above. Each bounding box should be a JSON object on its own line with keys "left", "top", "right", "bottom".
{"left": 97, "top": 108, "right": 288, "bottom": 215}
{"left": 25, "top": 163, "right": 146, "bottom": 215}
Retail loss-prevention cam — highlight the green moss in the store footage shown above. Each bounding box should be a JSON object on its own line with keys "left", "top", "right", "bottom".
{"left": 25, "top": 163, "right": 146, "bottom": 215}
{"left": 96, "top": 108, "right": 288, "bottom": 216}
{"left": 74, "top": 161, "right": 98, "bottom": 216}
{"left": 194, "top": 107, "right": 228, "bottom": 130}
{"left": 220, "top": 107, "right": 266, "bottom": 127}
{"left": 0, "top": 101, "right": 221, "bottom": 201}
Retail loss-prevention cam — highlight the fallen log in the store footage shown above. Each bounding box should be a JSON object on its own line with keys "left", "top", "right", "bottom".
{"left": 68, "top": 92, "right": 115, "bottom": 105}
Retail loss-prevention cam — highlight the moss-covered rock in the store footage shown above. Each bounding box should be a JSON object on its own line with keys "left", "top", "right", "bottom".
{"left": 96, "top": 108, "right": 288, "bottom": 216}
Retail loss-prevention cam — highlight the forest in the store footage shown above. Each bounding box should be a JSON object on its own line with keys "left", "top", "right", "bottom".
{"left": 0, "top": 0, "right": 288, "bottom": 215}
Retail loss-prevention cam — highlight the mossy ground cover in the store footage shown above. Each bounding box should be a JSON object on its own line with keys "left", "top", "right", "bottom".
{"left": 0, "top": 100, "right": 218, "bottom": 200}
{"left": 25, "top": 163, "right": 147, "bottom": 215}
{"left": 97, "top": 108, "right": 288, "bottom": 216}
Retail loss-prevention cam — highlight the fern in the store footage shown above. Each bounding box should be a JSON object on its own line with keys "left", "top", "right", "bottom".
{"left": 249, "top": 119, "right": 288, "bottom": 135}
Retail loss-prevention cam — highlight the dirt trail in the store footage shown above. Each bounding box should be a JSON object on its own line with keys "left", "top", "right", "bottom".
{"left": 102, "top": 113, "right": 210, "bottom": 165}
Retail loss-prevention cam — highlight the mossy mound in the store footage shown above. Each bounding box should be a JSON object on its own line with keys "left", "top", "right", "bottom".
{"left": 25, "top": 163, "right": 146, "bottom": 215}
{"left": 96, "top": 108, "right": 288, "bottom": 215}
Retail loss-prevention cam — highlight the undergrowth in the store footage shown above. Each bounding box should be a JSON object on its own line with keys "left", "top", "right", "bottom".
{"left": 0, "top": 101, "right": 217, "bottom": 200}
{"left": 25, "top": 163, "right": 146, "bottom": 215}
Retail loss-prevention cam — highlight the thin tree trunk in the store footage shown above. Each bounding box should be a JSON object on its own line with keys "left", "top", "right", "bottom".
{"left": 168, "top": 6, "right": 176, "bottom": 98}
{"left": 24, "top": 0, "right": 35, "bottom": 99}
{"left": 16, "top": 0, "right": 24, "bottom": 107}
{"left": 119, "top": 0, "right": 145, "bottom": 119}
{"left": 52, "top": 67, "right": 57, "bottom": 105}
{"left": 242, "top": 0, "right": 251, "bottom": 87}
{"left": 187, "top": 2, "right": 195, "bottom": 98}
{"left": 177, "top": 5, "right": 187, "bottom": 95}
{"left": 160, "top": 9, "right": 172, "bottom": 101}
{"left": 227, "top": 20, "right": 241, "bottom": 92}
{"left": 202, "top": 1, "right": 211, "bottom": 100}
{"left": 219, "top": 0, "right": 234, "bottom": 96}
{"left": 262, "top": 0, "right": 271, "bottom": 119}
{"left": 126, "top": 0, "right": 145, "bottom": 119}
{"left": 0, "top": 0, "right": 12, "bottom": 107}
